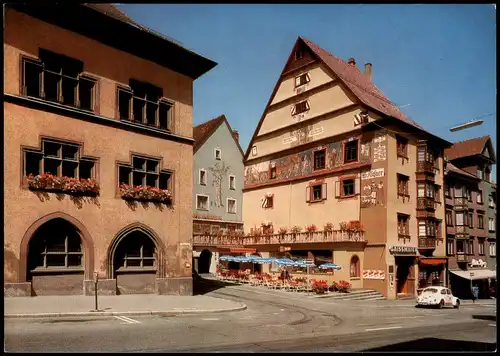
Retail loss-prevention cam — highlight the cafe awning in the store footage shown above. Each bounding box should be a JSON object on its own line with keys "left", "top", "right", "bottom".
{"left": 217, "top": 247, "right": 257, "bottom": 253}
{"left": 419, "top": 258, "right": 447, "bottom": 266}
{"left": 449, "top": 269, "right": 496, "bottom": 280}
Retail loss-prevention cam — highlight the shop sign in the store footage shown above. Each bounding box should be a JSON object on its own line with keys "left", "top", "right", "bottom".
{"left": 389, "top": 245, "right": 417, "bottom": 254}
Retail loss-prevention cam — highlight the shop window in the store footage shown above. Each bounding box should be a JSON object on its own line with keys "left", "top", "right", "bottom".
{"left": 27, "top": 218, "right": 83, "bottom": 278}
{"left": 350, "top": 255, "right": 360, "bottom": 278}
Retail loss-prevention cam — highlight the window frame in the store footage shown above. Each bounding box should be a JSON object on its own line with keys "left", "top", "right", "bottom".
{"left": 446, "top": 236, "right": 455, "bottom": 256}
{"left": 196, "top": 194, "right": 210, "bottom": 211}
{"left": 294, "top": 73, "right": 310, "bottom": 88}
{"left": 229, "top": 175, "right": 236, "bottom": 190}
{"left": 344, "top": 139, "right": 359, "bottom": 164}
{"left": 214, "top": 148, "right": 222, "bottom": 160}
{"left": 226, "top": 198, "right": 237, "bottom": 214}
{"left": 445, "top": 209, "right": 454, "bottom": 226}
{"left": 397, "top": 174, "right": 410, "bottom": 198}
{"left": 199, "top": 169, "right": 207, "bottom": 186}
{"left": 478, "top": 214, "right": 484, "bottom": 229}
{"left": 478, "top": 238, "right": 485, "bottom": 255}
{"left": 477, "top": 190, "right": 483, "bottom": 204}
{"left": 21, "top": 53, "right": 97, "bottom": 112}
{"left": 313, "top": 148, "right": 326, "bottom": 171}
{"left": 118, "top": 155, "right": 172, "bottom": 192}
{"left": 489, "top": 242, "right": 496, "bottom": 257}
{"left": 291, "top": 100, "right": 310, "bottom": 116}
{"left": 396, "top": 136, "right": 408, "bottom": 158}
{"left": 262, "top": 195, "right": 274, "bottom": 209}
{"left": 397, "top": 213, "right": 410, "bottom": 238}
{"left": 269, "top": 165, "right": 277, "bottom": 179}
{"left": 306, "top": 182, "right": 327, "bottom": 203}
{"left": 489, "top": 217, "right": 496, "bottom": 232}
{"left": 341, "top": 178, "right": 355, "bottom": 198}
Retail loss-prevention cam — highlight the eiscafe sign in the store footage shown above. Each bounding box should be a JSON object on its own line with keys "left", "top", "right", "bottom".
{"left": 389, "top": 246, "right": 417, "bottom": 255}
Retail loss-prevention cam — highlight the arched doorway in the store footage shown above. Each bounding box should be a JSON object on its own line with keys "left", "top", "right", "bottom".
{"left": 108, "top": 224, "right": 163, "bottom": 295}
{"left": 198, "top": 250, "right": 212, "bottom": 274}
{"left": 27, "top": 218, "right": 85, "bottom": 296}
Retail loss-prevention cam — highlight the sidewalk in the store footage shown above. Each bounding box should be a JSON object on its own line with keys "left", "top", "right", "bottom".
{"left": 4, "top": 294, "right": 247, "bottom": 319}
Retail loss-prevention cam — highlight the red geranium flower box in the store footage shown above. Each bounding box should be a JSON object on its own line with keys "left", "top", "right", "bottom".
{"left": 119, "top": 184, "right": 172, "bottom": 204}
{"left": 26, "top": 173, "right": 99, "bottom": 196}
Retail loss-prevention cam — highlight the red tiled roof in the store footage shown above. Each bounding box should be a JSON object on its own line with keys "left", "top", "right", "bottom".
{"left": 193, "top": 115, "right": 244, "bottom": 156}
{"left": 444, "top": 136, "right": 491, "bottom": 161}
{"left": 300, "top": 37, "right": 424, "bottom": 130}
{"left": 194, "top": 115, "right": 225, "bottom": 148}
{"left": 445, "top": 162, "right": 480, "bottom": 180}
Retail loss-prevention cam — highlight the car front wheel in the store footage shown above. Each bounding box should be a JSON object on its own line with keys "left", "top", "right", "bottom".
{"left": 454, "top": 300, "right": 460, "bottom": 309}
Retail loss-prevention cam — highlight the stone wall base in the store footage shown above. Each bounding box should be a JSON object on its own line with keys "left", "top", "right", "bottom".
{"left": 4, "top": 282, "right": 32, "bottom": 297}
{"left": 84, "top": 279, "right": 117, "bottom": 296}
{"left": 156, "top": 277, "right": 193, "bottom": 296}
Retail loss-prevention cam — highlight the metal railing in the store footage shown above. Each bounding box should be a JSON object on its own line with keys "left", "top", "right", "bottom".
{"left": 192, "top": 230, "right": 365, "bottom": 246}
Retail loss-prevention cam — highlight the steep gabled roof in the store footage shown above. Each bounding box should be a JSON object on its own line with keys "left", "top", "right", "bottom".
{"left": 193, "top": 115, "right": 244, "bottom": 156}
{"left": 243, "top": 36, "right": 450, "bottom": 161}
{"left": 445, "top": 136, "right": 496, "bottom": 163}
{"left": 445, "top": 162, "right": 481, "bottom": 181}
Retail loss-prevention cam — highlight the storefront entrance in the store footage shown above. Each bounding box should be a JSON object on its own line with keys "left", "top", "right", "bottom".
{"left": 417, "top": 257, "right": 447, "bottom": 293}
{"left": 395, "top": 256, "right": 416, "bottom": 297}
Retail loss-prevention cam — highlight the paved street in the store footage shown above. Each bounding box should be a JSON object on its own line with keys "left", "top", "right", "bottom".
{"left": 4, "top": 280, "right": 496, "bottom": 352}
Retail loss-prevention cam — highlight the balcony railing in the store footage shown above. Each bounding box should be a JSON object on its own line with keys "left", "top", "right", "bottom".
{"left": 454, "top": 197, "right": 469, "bottom": 210}
{"left": 455, "top": 225, "right": 470, "bottom": 238}
{"left": 418, "top": 237, "right": 436, "bottom": 249}
{"left": 417, "top": 161, "right": 435, "bottom": 174}
{"left": 456, "top": 253, "right": 470, "bottom": 263}
{"left": 417, "top": 197, "right": 435, "bottom": 210}
{"left": 192, "top": 230, "right": 365, "bottom": 246}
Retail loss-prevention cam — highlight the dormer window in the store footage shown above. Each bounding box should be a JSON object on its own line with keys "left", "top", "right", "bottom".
{"left": 294, "top": 73, "right": 310, "bottom": 88}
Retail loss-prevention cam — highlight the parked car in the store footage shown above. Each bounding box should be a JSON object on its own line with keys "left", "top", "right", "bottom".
{"left": 416, "top": 286, "right": 460, "bottom": 309}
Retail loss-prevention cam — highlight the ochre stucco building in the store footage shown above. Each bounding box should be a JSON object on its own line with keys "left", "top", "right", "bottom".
{"left": 242, "top": 37, "right": 452, "bottom": 299}
{"left": 3, "top": 4, "right": 216, "bottom": 296}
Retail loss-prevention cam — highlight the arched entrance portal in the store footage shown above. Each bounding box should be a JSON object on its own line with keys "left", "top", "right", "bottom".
{"left": 108, "top": 224, "right": 164, "bottom": 295}
{"left": 198, "top": 250, "right": 212, "bottom": 274}
{"left": 27, "top": 218, "right": 85, "bottom": 296}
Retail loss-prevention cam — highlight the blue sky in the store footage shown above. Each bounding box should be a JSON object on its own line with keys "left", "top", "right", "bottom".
{"left": 119, "top": 4, "right": 496, "bottom": 175}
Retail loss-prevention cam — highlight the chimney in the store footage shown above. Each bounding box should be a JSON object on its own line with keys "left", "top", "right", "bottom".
{"left": 232, "top": 130, "right": 239, "bottom": 143}
{"left": 347, "top": 57, "right": 356, "bottom": 66}
{"left": 364, "top": 63, "right": 372, "bottom": 80}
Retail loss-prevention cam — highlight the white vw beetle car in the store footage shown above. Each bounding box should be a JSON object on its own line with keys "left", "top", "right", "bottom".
{"left": 416, "top": 286, "right": 460, "bottom": 309}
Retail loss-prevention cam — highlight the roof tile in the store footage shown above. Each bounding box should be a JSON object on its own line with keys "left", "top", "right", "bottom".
{"left": 444, "top": 136, "right": 490, "bottom": 161}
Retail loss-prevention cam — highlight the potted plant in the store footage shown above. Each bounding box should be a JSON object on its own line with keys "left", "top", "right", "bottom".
{"left": 278, "top": 227, "right": 288, "bottom": 236}
{"left": 336, "top": 280, "right": 352, "bottom": 293}
{"left": 312, "top": 279, "right": 329, "bottom": 294}
{"left": 339, "top": 221, "right": 348, "bottom": 232}
{"left": 291, "top": 225, "right": 302, "bottom": 236}
{"left": 323, "top": 222, "right": 334, "bottom": 238}
{"left": 305, "top": 224, "right": 317, "bottom": 234}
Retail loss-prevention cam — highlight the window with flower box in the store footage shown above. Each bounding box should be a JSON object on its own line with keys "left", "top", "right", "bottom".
{"left": 118, "top": 156, "right": 172, "bottom": 203}
{"left": 117, "top": 79, "right": 173, "bottom": 131}
{"left": 23, "top": 139, "right": 98, "bottom": 195}
{"left": 22, "top": 50, "right": 97, "bottom": 111}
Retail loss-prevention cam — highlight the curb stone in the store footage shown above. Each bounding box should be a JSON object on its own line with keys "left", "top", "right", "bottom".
{"left": 4, "top": 304, "right": 247, "bottom": 319}
{"left": 472, "top": 314, "right": 496, "bottom": 322}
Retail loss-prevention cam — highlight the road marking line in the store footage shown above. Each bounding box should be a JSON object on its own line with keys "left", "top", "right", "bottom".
{"left": 488, "top": 324, "right": 496, "bottom": 327}
{"left": 114, "top": 315, "right": 141, "bottom": 324}
{"left": 365, "top": 326, "right": 402, "bottom": 332}
{"left": 201, "top": 318, "right": 220, "bottom": 321}
{"left": 114, "top": 316, "right": 134, "bottom": 324}
{"left": 384, "top": 316, "right": 424, "bottom": 320}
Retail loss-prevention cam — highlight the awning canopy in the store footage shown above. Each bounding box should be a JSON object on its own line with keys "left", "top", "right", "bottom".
{"left": 449, "top": 269, "right": 496, "bottom": 280}
{"left": 217, "top": 247, "right": 256, "bottom": 253}
{"left": 419, "top": 258, "right": 447, "bottom": 266}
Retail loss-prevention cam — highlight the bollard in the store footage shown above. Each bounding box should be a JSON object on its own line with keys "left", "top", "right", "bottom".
{"left": 94, "top": 271, "right": 99, "bottom": 311}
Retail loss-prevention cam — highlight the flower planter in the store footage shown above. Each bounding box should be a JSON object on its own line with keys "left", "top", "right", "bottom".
{"left": 26, "top": 174, "right": 99, "bottom": 196}
{"left": 120, "top": 184, "right": 172, "bottom": 204}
